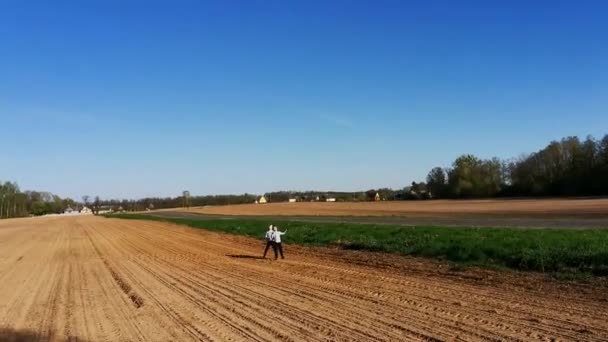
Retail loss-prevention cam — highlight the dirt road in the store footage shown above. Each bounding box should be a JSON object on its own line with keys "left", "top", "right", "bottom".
{"left": 1, "top": 216, "right": 607, "bottom": 341}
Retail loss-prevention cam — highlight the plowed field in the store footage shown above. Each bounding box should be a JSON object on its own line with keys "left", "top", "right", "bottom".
{"left": 181, "top": 198, "right": 608, "bottom": 217}
{"left": 1, "top": 216, "right": 607, "bottom": 341}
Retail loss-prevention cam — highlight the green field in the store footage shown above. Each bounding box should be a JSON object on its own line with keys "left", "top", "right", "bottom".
{"left": 109, "top": 214, "right": 608, "bottom": 277}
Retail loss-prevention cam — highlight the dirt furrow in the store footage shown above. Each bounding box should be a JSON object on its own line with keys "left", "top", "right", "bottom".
{"left": 103, "top": 217, "right": 608, "bottom": 341}
{"left": 101, "top": 224, "right": 410, "bottom": 341}
{"left": 1, "top": 216, "right": 607, "bottom": 341}
{"left": 120, "top": 221, "right": 597, "bottom": 340}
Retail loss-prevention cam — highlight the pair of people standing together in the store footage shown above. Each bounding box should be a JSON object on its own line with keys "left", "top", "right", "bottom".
{"left": 263, "top": 225, "right": 287, "bottom": 259}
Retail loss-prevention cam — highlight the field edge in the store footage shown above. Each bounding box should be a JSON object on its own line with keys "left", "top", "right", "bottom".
{"left": 106, "top": 214, "right": 608, "bottom": 279}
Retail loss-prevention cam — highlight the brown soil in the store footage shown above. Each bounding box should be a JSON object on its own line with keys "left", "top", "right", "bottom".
{"left": 1, "top": 216, "right": 607, "bottom": 341}
{"left": 181, "top": 198, "right": 608, "bottom": 218}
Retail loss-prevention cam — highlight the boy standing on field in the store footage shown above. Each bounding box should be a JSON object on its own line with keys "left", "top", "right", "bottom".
{"left": 263, "top": 225, "right": 277, "bottom": 259}
{"left": 272, "top": 226, "right": 287, "bottom": 259}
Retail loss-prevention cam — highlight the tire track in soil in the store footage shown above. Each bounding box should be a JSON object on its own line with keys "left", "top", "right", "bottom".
{"left": 84, "top": 228, "right": 144, "bottom": 309}
{"left": 82, "top": 222, "right": 217, "bottom": 342}
{"left": 80, "top": 223, "right": 148, "bottom": 342}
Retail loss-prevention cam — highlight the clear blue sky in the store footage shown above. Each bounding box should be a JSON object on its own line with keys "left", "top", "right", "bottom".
{"left": 1, "top": 1, "right": 607, "bottom": 200}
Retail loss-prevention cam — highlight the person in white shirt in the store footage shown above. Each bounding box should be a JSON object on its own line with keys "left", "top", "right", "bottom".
{"left": 272, "top": 226, "right": 287, "bottom": 259}
{"left": 263, "top": 224, "right": 277, "bottom": 259}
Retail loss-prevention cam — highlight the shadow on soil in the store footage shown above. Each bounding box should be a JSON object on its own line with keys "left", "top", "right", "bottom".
{"left": 0, "top": 328, "right": 90, "bottom": 342}
{"left": 226, "top": 254, "right": 266, "bottom": 260}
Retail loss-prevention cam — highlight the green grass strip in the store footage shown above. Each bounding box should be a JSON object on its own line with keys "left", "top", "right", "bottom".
{"left": 107, "top": 214, "right": 608, "bottom": 277}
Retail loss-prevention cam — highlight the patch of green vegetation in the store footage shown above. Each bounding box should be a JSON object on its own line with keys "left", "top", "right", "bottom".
{"left": 107, "top": 214, "right": 608, "bottom": 277}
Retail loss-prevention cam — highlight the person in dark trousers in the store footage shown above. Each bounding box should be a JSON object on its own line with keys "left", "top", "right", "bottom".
{"left": 272, "top": 226, "right": 287, "bottom": 259}
{"left": 263, "top": 224, "right": 277, "bottom": 259}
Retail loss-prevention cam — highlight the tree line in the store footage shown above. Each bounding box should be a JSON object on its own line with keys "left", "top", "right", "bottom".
{"left": 261, "top": 134, "right": 608, "bottom": 201}
{"left": 93, "top": 194, "right": 260, "bottom": 212}
{"left": 0, "top": 182, "right": 76, "bottom": 219}
{"left": 426, "top": 134, "right": 608, "bottom": 198}
{"left": 114, "top": 132, "right": 607, "bottom": 211}
{"left": 3, "top": 133, "right": 607, "bottom": 218}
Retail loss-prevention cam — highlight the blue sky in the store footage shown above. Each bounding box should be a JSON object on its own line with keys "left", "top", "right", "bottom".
{"left": 1, "top": 0, "right": 607, "bottom": 199}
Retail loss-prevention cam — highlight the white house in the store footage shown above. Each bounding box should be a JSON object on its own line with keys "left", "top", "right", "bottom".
{"left": 256, "top": 195, "right": 268, "bottom": 204}
{"left": 80, "top": 206, "right": 93, "bottom": 215}
{"left": 63, "top": 207, "right": 74, "bottom": 215}
{"left": 288, "top": 198, "right": 297, "bottom": 203}
{"left": 326, "top": 198, "right": 336, "bottom": 202}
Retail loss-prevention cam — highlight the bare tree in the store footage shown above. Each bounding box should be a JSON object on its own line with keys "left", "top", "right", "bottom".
{"left": 93, "top": 196, "right": 101, "bottom": 215}
{"left": 82, "top": 195, "right": 90, "bottom": 210}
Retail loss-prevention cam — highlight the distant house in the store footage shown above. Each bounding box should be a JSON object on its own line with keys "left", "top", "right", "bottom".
{"left": 365, "top": 190, "right": 381, "bottom": 201}
{"left": 288, "top": 198, "right": 297, "bottom": 203}
{"left": 256, "top": 195, "right": 268, "bottom": 204}
{"left": 64, "top": 207, "right": 74, "bottom": 214}
{"left": 80, "top": 206, "right": 93, "bottom": 215}
{"left": 326, "top": 198, "right": 336, "bottom": 202}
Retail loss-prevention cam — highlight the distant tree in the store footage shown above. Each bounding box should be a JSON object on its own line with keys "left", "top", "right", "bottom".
{"left": 377, "top": 188, "right": 395, "bottom": 200}
{"left": 93, "top": 196, "right": 101, "bottom": 215}
{"left": 266, "top": 191, "right": 290, "bottom": 203}
{"left": 481, "top": 157, "right": 503, "bottom": 197}
{"left": 63, "top": 198, "right": 75, "bottom": 210}
{"left": 352, "top": 192, "right": 366, "bottom": 201}
{"left": 598, "top": 135, "right": 608, "bottom": 193}
{"left": 443, "top": 155, "right": 502, "bottom": 198}
{"left": 82, "top": 195, "right": 90, "bottom": 208}
{"left": 365, "top": 189, "right": 377, "bottom": 201}
{"left": 426, "top": 167, "right": 447, "bottom": 198}
{"left": 182, "top": 191, "right": 190, "bottom": 208}
{"left": 0, "top": 186, "right": 57, "bottom": 217}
